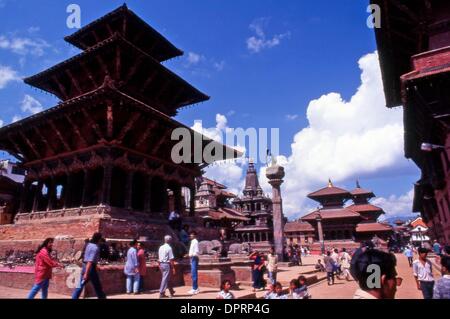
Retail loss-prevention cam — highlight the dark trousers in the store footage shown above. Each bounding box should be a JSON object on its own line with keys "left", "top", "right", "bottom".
{"left": 72, "top": 263, "right": 106, "bottom": 299}
{"left": 327, "top": 272, "right": 335, "bottom": 285}
{"left": 252, "top": 268, "right": 265, "bottom": 289}
{"left": 419, "top": 281, "right": 435, "bottom": 300}
{"left": 407, "top": 257, "right": 413, "bottom": 267}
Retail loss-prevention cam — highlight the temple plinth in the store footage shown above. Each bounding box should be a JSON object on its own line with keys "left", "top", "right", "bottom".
{"left": 266, "top": 164, "right": 286, "bottom": 261}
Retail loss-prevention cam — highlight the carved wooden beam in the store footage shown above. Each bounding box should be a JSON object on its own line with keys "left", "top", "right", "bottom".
{"left": 91, "top": 29, "right": 101, "bottom": 43}
{"left": 117, "top": 112, "right": 140, "bottom": 143}
{"left": 65, "top": 69, "right": 82, "bottom": 96}
{"left": 96, "top": 55, "right": 110, "bottom": 76}
{"left": 152, "top": 129, "right": 172, "bottom": 155}
{"left": 136, "top": 120, "right": 157, "bottom": 149}
{"left": 52, "top": 75, "right": 70, "bottom": 100}
{"left": 19, "top": 131, "right": 41, "bottom": 159}
{"left": 81, "top": 108, "right": 105, "bottom": 142}
{"left": 7, "top": 133, "right": 29, "bottom": 161}
{"left": 153, "top": 79, "right": 171, "bottom": 103}
{"left": 116, "top": 44, "right": 122, "bottom": 79}
{"left": 34, "top": 126, "right": 56, "bottom": 156}
{"left": 106, "top": 100, "right": 113, "bottom": 139}
{"left": 140, "top": 69, "right": 159, "bottom": 93}
{"left": 105, "top": 23, "right": 114, "bottom": 37}
{"left": 125, "top": 55, "right": 146, "bottom": 82}
{"left": 80, "top": 60, "right": 98, "bottom": 87}
{"left": 49, "top": 119, "right": 71, "bottom": 152}
{"left": 65, "top": 115, "right": 88, "bottom": 148}
{"left": 390, "top": 0, "right": 420, "bottom": 23}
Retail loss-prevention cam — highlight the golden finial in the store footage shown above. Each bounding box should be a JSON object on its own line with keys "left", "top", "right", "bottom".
{"left": 328, "top": 179, "right": 333, "bottom": 188}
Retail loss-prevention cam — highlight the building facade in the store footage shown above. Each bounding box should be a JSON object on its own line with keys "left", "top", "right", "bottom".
{"left": 372, "top": 0, "right": 450, "bottom": 244}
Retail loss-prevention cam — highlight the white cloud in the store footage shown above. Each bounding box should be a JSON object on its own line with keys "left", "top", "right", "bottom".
{"left": 286, "top": 114, "right": 299, "bottom": 121}
{"left": 186, "top": 52, "right": 204, "bottom": 66}
{"left": 0, "top": 35, "right": 50, "bottom": 56}
{"left": 373, "top": 189, "right": 415, "bottom": 220}
{"left": 27, "top": 27, "right": 40, "bottom": 34}
{"left": 257, "top": 51, "right": 414, "bottom": 219}
{"left": 11, "top": 115, "right": 21, "bottom": 123}
{"left": 227, "top": 110, "right": 236, "bottom": 117}
{"left": 0, "top": 65, "right": 20, "bottom": 89}
{"left": 0, "top": 119, "right": 3, "bottom": 127}
{"left": 21, "top": 95, "right": 43, "bottom": 114}
{"left": 213, "top": 60, "right": 225, "bottom": 71}
{"left": 247, "top": 18, "right": 290, "bottom": 53}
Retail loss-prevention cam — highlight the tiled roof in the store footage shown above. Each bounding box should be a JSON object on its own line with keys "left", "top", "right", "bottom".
{"left": 350, "top": 188, "right": 375, "bottom": 197}
{"left": 284, "top": 221, "right": 315, "bottom": 233}
{"left": 307, "top": 186, "right": 351, "bottom": 199}
{"left": 301, "top": 208, "right": 361, "bottom": 221}
{"left": 347, "top": 204, "right": 384, "bottom": 213}
{"left": 356, "top": 222, "right": 393, "bottom": 233}
{"left": 203, "top": 207, "right": 249, "bottom": 222}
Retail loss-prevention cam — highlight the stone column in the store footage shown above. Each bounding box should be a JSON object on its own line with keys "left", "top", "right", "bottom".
{"left": 316, "top": 214, "right": 325, "bottom": 254}
{"left": 18, "top": 179, "right": 31, "bottom": 214}
{"left": 144, "top": 175, "right": 152, "bottom": 214}
{"left": 259, "top": 232, "right": 262, "bottom": 242}
{"left": 63, "top": 174, "right": 72, "bottom": 209}
{"left": 81, "top": 169, "right": 91, "bottom": 207}
{"left": 266, "top": 164, "right": 286, "bottom": 261}
{"left": 101, "top": 164, "right": 112, "bottom": 206}
{"left": 32, "top": 181, "right": 43, "bottom": 213}
{"left": 124, "top": 171, "right": 134, "bottom": 210}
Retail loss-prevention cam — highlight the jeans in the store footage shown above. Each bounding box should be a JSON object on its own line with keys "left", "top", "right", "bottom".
{"left": 139, "top": 275, "right": 145, "bottom": 293}
{"left": 420, "top": 281, "right": 435, "bottom": 300}
{"left": 407, "top": 257, "right": 413, "bottom": 267}
{"left": 268, "top": 271, "right": 277, "bottom": 285}
{"left": 72, "top": 263, "right": 106, "bottom": 299}
{"left": 27, "top": 279, "right": 50, "bottom": 299}
{"left": 252, "top": 269, "right": 265, "bottom": 289}
{"left": 126, "top": 274, "right": 140, "bottom": 294}
{"left": 191, "top": 256, "right": 199, "bottom": 290}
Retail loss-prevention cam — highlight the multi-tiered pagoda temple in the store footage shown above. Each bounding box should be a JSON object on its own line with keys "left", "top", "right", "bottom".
{"left": 233, "top": 160, "right": 273, "bottom": 251}
{"left": 0, "top": 5, "right": 237, "bottom": 254}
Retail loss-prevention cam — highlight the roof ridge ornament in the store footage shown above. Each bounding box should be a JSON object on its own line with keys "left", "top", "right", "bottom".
{"left": 328, "top": 178, "right": 333, "bottom": 188}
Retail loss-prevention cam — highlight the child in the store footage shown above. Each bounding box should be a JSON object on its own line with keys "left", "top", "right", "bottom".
{"left": 296, "top": 276, "right": 311, "bottom": 299}
{"left": 217, "top": 279, "right": 235, "bottom": 299}
{"left": 315, "top": 259, "right": 326, "bottom": 272}
{"left": 264, "top": 283, "right": 276, "bottom": 299}
{"left": 270, "top": 282, "right": 287, "bottom": 299}
{"left": 288, "top": 279, "right": 301, "bottom": 299}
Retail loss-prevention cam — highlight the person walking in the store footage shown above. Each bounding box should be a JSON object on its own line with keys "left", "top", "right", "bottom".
{"left": 404, "top": 246, "right": 414, "bottom": 267}
{"left": 188, "top": 231, "right": 200, "bottom": 295}
{"left": 27, "top": 238, "right": 62, "bottom": 299}
{"left": 72, "top": 233, "right": 107, "bottom": 299}
{"left": 413, "top": 247, "right": 435, "bottom": 299}
{"left": 433, "top": 256, "right": 450, "bottom": 299}
{"left": 124, "top": 240, "right": 140, "bottom": 295}
{"left": 158, "top": 235, "right": 176, "bottom": 298}
{"left": 137, "top": 242, "right": 147, "bottom": 293}
{"left": 340, "top": 248, "right": 352, "bottom": 281}
{"left": 324, "top": 251, "right": 335, "bottom": 285}
{"left": 266, "top": 247, "right": 278, "bottom": 285}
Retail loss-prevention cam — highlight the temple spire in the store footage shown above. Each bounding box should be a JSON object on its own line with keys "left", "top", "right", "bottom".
{"left": 356, "top": 180, "right": 361, "bottom": 189}
{"left": 328, "top": 179, "right": 333, "bottom": 188}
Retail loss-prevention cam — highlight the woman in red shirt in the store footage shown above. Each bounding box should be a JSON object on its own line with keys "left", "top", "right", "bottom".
{"left": 137, "top": 242, "right": 147, "bottom": 293}
{"left": 27, "top": 238, "right": 62, "bottom": 299}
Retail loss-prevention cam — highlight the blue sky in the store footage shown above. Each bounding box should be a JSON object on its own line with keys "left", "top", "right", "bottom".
{"left": 0, "top": 0, "right": 420, "bottom": 219}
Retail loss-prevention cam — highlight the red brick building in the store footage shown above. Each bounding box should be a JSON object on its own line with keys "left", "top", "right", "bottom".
{"left": 286, "top": 181, "right": 393, "bottom": 251}
{"left": 372, "top": 0, "right": 450, "bottom": 244}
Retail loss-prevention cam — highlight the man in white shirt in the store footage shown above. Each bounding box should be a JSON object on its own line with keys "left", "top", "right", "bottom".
{"left": 188, "top": 231, "right": 200, "bottom": 295}
{"left": 413, "top": 247, "right": 435, "bottom": 299}
{"left": 158, "top": 235, "right": 176, "bottom": 298}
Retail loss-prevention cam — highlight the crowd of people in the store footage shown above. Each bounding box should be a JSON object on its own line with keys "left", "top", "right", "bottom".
{"left": 25, "top": 231, "right": 450, "bottom": 300}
